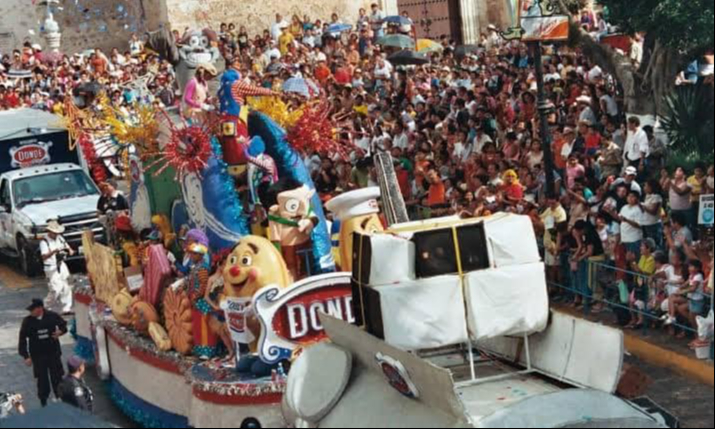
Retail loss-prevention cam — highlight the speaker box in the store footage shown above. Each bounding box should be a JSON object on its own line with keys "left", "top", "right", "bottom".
{"left": 412, "top": 223, "right": 489, "bottom": 279}
{"left": 351, "top": 279, "right": 385, "bottom": 340}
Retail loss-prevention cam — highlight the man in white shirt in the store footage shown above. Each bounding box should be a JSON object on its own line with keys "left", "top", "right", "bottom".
{"left": 302, "top": 29, "right": 317, "bottom": 48}
{"left": 271, "top": 14, "right": 289, "bottom": 41}
{"left": 392, "top": 123, "right": 409, "bottom": 150}
{"left": 623, "top": 116, "right": 649, "bottom": 170}
{"left": 597, "top": 86, "right": 619, "bottom": 118}
{"left": 369, "top": 3, "right": 386, "bottom": 41}
{"left": 473, "top": 127, "right": 493, "bottom": 154}
{"left": 374, "top": 57, "right": 393, "bottom": 80}
{"left": 40, "top": 220, "right": 74, "bottom": 315}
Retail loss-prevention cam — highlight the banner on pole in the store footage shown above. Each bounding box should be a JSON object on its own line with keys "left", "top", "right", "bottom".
{"left": 699, "top": 194, "right": 714, "bottom": 226}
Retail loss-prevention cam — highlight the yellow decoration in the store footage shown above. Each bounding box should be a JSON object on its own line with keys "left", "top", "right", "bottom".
{"left": 149, "top": 322, "right": 173, "bottom": 352}
{"left": 247, "top": 96, "right": 304, "bottom": 129}
{"left": 111, "top": 290, "right": 134, "bottom": 326}
{"left": 100, "top": 98, "right": 159, "bottom": 155}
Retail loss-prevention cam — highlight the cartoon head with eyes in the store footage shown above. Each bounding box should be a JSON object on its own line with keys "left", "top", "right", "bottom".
{"left": 271, "top": 185, "right": 317, "bottom": 230}
{"left": 179, "top": 29, "right": 221, "bottom": 69}
{"left": 222, "top": 235, "right": 292, "bottom": 300}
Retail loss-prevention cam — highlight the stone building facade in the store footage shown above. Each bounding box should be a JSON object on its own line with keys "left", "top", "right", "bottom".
{"left": 0, "top": 0, "right": 507, "bottom": 55}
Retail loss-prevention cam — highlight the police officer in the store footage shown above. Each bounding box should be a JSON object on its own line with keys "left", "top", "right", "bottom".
{"left": 58, "top": 356, "right": 94, "bottom": 413}
{"left": 18, "top": 299, "right": 67, "bottom": 407}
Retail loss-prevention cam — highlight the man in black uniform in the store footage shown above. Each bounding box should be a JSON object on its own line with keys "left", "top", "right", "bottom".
{"left": 58, "top": 356, "right": 94, "bottom": 413}
{"left": 97, "top": 181, "right": 129, "bottom": 215}
{"left": 18, "top": 299, "right": 67, "bottom": 407}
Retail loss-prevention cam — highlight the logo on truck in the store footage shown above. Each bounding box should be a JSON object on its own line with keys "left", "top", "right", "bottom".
{"left": 9, "top": 142, "right": 53, "bottom": 168}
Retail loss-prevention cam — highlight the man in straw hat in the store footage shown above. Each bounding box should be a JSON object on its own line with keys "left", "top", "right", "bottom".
{"left": 39, "top": 220, "right": 74, "bottom": 316}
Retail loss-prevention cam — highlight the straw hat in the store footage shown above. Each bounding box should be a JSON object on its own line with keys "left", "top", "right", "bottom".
{"left": 196, "top": 63, "right": 218, "bottom": 77}
{"left": 47, "top": 220, "right": 65, "bottom": 234}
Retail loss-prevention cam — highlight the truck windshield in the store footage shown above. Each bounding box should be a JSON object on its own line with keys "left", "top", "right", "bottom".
{"left": 13, "top": 170, "right": 99, "bottom": 208}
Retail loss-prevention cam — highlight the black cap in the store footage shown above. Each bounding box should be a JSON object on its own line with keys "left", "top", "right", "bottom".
{"left": 26, "top": 299, "right": 44, "bottom": 312}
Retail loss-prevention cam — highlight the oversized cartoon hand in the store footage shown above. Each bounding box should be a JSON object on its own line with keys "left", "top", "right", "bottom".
{"left": 298, "top": 219, "right": 316, "bottom": 235}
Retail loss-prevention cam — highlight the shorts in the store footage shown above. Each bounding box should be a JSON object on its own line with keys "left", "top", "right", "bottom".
{"left": 689, "top": 300, "right": 705, "bottom": 315}
{"left": 545, "top": 252, "right": 558, "bottom": 267}
{"left": 660, "top": 298, "right": 670, "bottom": 313}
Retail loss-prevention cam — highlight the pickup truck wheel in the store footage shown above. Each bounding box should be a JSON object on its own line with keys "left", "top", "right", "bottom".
{"left": 18, "top": 238, "right": 42, "bottom": 278}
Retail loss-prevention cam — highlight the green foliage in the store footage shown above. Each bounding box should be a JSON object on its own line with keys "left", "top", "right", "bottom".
{"left": 661, "top": 84, "right": 715, "bottom": 165}
{"left": 598, "top": 0, "right": 714, "bottom": 55}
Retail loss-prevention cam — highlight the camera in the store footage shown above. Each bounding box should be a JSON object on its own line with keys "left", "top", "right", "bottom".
{"left": 56, "top": 250, "right": 69, "bottom": 266}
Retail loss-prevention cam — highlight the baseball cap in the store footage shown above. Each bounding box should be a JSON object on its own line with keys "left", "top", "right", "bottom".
{"left": 26, "top": 299, "right": 44, "bottom": 312}
{"left": 68, "top": 356, "right": 86, "bottom": 370}
{"left": 625, "top": 166, "right": 638, "bottom": 176}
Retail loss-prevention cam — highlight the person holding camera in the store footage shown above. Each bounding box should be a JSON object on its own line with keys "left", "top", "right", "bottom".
{"left": 40, "top": 220, "right": 74, "bottom": 316}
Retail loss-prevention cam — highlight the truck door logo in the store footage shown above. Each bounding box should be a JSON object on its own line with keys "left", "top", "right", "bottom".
{"left": 10, "top": 142, "right": 53, "bottom": 169}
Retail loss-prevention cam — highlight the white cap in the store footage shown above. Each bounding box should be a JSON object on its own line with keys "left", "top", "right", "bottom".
{"left": 625, "top": 166, "right": 638, "bottom": 176}
{"left": 326, "top": 187, "right": 381, "bottom": 221}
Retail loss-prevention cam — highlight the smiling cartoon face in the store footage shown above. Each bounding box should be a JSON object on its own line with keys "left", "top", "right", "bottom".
{"left": 222, "top": 235, "right": 292, "bottom": 300}
{"left": 179, "top": 29, "right": 221, "bottom": 69}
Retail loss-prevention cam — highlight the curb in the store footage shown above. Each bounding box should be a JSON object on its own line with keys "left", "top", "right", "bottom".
{"left": 555, "top": 305, "right": 714, "bottom": 387}
{"left": 623, "top": 333, "right": 714, "bottom": 387}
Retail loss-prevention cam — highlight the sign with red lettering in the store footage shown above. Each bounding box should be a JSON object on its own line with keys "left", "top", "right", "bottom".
{"left": 254, "top": 272, "right": 354, "bottom": 364}
{"left": 9, "top": 142, "right": 52, "bottom": 168}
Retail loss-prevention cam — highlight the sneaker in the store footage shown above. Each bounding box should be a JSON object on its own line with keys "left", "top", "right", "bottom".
{"left": 660, "top": 314, "right": 670, "bottom": 321}
{"left": 663, "top": 317, "right": 676, "bottom": 326}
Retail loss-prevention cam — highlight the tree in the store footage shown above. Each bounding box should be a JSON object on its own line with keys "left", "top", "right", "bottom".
{"left": 558, "top": 0, "right": 714, "bottom": 115}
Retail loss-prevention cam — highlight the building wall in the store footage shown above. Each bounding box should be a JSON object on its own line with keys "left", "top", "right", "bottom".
{"left": 160, "top": 0, "right": 372, "bottom": 36}
{"left": 0, "top": 0, "right": 507, "bottom": 56}
{"left": 0, "top": 0, "right": 167, "bottom": 55}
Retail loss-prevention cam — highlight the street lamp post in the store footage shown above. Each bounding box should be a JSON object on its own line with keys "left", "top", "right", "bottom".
{"left": 530, "top": 41, "right": 557, "bottom": 199}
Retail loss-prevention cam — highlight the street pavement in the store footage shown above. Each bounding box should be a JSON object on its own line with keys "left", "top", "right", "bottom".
{"left": 626, "top": 355, "right": 714, "bottom": 429}
{"left": 0, "top": 261, "right": 134, "bottom": 428}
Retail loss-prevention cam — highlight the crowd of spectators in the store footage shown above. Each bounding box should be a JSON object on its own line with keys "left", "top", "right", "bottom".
{"left": 2, "top": 3, "right": 713, "bottom": 341}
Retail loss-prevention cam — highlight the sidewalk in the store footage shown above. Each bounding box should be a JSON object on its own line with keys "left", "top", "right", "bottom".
{"left": 554, "top": 303, "right": 714, "bottom": 387}
{"left": 0, "top": 266, "right": 134, "bottom": 427}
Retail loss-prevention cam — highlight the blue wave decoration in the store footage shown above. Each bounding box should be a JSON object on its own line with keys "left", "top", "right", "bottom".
{"left": 107, "top": 379, "right": 190, "bottom": 428}
{"left": 178, "top": 138, "right": 250, "bottom": 251}
{"left": 247, "top": 112, "right": 336, "bottom": 274}
{"left": 73, "top": 336, "right": 96, "bottom": 366}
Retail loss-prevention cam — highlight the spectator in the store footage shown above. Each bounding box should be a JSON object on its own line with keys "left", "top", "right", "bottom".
{"left": 666, "top": 167, "right": 693, "bottom": 228}
{"left": 625, "top": 238, "right": 657, "bottom": 329}
{"left": 623, "top": 116, "right": 649, "bottom": 173}
{"left": 665, "top": 212, "right": 693, "bottom": 261}
{"left": 642, "top": 180, "right": 664, "bottom": 249}
{"left": 619, "top": 190, "right": 645, "bottom": 257}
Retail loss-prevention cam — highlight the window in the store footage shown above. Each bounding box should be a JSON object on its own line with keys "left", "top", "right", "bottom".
{"left": 0, "top": 180, "right": 10, "bottom": 208}
{"left": 12, "top": 171, "right": 98, "bottom": 208}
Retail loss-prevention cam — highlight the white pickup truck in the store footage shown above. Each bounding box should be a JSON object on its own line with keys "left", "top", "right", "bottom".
{"left": 0, "top": 163, "right": 104, "bottom": 277}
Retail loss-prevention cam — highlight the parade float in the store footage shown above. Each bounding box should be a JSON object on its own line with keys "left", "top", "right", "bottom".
{"left": 281, "top": 213, "right": 678, "bottom": 428}
{"left": 68, "top": 56, "right": 366, "bottom": 427}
